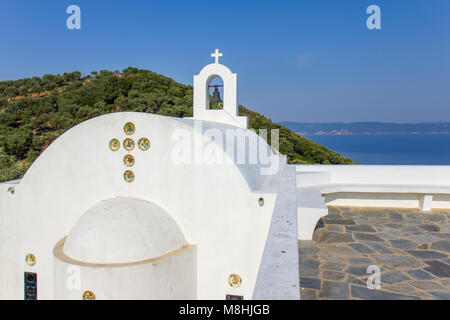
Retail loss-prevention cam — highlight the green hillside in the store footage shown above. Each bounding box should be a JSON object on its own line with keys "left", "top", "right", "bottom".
{"left": 0, "top": 67, "right": 353, "bottom": 182}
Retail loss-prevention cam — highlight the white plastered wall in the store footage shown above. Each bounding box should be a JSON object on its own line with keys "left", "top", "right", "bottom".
{"left": 191, "top": 63, "right": 248, "bottom": 128}
{"left": 0, "top": 112, "right": 277, "bottom": 300}
{"left": 296, "top": 165, "right": 450, "bottom": 210}
{"left": 53, "top": 240, "right": 197, "bottom": 300}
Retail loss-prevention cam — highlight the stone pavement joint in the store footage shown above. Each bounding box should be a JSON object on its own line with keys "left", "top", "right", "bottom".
{"left": 299, "top": 207, "right": 450, "bottom": 300}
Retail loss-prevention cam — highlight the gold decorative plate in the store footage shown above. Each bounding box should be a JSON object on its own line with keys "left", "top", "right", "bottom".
{"left": 124, "top": 122, "right": 135, "bottom": 135}
{"left": 138, "top": 138, "right": 150, "bottom": 151}
{"left": 124, "top": 154, "right": 135, "bottom": 167}
{"left": 123, "top": 138, "right": 135, "bottom": 151}
{"left": 109, "top": 138, "right": 120, "bottom": 151}
{"left": 25, "top": 253, "right": 36, "bottom": 266}
{"left": 124, "top": 170, "right": 135, "bottom": 182}
{"left": 82, "top": 290, "right": 96, "bottom": 300}
{"left": 228, "top": 274, "right": 242, "bottom": 288}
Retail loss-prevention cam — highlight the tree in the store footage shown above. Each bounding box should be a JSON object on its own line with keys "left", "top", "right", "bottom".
{"left": 4, "top": 128, "right": 33, "bottom": 159}
{"left": 0, "top": 67, "right": 353, "bottom": 183}
{"left": 0, "top": 147, "right": 30, "bottom": 181}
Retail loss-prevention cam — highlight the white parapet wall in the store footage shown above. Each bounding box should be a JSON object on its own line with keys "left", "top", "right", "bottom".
{"left": 295, "top": 165, "right": 450, "bottom": 240}
{"left": 297, "top": 164, "right": 450, "bottom": 185}
{"left": 0, "top": 112, "right": 281, "bottom": 300}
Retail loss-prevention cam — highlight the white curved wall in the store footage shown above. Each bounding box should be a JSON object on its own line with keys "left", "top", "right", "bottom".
{"left": 63, "top": 197, "right": 187, "bottom": 264}
{"left": 54, "top": 239, "right": 197, "bottom": 300}
{"left": 1, "top": 112, "right": 277, "bottom": 299}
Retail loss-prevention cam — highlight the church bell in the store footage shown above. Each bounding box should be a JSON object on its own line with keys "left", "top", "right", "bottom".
{"left": 211, "top": 87, "right": 222, "bottom": 103}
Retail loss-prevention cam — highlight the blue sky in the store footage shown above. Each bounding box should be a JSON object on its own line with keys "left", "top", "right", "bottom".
{"left": 1, "top": 0, "right": 449, "bottom": 123}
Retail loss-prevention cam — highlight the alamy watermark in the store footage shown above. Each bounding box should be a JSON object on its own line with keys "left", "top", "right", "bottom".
{"left": 367, "top": 265, "right": 381, "bottom": 289}
{"left": 170, "top": 122, "right": 281, "bottom": 176}
{"left": 66, "top": 265, "right": 81, "bottom": 290}
{"left": 66, "top": 5, "right": 81, "bottom": 30}
{"left": 366, "top": 5, "right": 381, "bottom": 30}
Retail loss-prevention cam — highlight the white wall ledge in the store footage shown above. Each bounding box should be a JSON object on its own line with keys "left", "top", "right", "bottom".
{"left": 320, "top": 183, "right": 450, "bottom": 195}
{"left": 295, "top": 165, "right": 450, "bottom": 240}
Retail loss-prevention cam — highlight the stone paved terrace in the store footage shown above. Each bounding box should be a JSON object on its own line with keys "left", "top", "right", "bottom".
{"left": 299, "top": 207, "right": 450, "bottom": 300}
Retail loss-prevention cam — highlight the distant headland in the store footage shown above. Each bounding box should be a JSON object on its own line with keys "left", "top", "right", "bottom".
{"left": 279, "top": 122, "right": 450, "bottom": 135}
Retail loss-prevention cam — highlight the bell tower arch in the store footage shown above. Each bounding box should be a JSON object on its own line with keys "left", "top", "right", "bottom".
{"left": 191, "top": 49, "right": 248, "bottom": 128}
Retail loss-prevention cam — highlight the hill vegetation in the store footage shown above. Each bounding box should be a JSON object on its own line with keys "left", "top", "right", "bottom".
{"left": 0, "top": 68, "right": 353, "bottom": 182}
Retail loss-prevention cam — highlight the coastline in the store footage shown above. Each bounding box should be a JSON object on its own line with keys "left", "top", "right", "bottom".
{"left": 299, "top": 131, "right": 450, "bottom": 136}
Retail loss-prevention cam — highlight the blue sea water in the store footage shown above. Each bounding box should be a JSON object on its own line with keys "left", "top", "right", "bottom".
{"left": 304, "top": 134, "right": 450, "bottom": 165}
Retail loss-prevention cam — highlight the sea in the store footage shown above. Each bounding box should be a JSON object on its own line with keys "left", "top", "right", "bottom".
{"left": 304, "top": 134, "right": 450, "bottom": 165}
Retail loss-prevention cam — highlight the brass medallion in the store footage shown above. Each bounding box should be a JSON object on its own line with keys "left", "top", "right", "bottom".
{"left": 124, "top": 170, "right": 135, "bottom": 182}
{"left": 228, "top": 274, "right": 242, "bottom": 288}
{"left": 123, "top": 154, "right": 135, "bottom": 167}
{"left": 123, "top": 138, "right": 135, "bottom": 151}
{"left": 109, "top": 138, "right": 120, "bottom": 151}
{"left": 25, "top": 253, "right": 36, "bottom": 266}
{"left": 82, "top": 290, "right": 96, "bottom": 300}
{"left": 123, "top": 122, "right": 135, "bottom": 135}
{"left": 138, "top": 138, "right": 150, "bottom": 151}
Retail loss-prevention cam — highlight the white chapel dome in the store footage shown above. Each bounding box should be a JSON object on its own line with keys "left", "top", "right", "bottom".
{"left": 63, "top": 197, "right": 187, "bottom": 264}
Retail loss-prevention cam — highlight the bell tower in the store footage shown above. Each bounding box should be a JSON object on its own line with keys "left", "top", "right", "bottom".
{"left": 190, "top": 49, "right": 248, "bottom": 128}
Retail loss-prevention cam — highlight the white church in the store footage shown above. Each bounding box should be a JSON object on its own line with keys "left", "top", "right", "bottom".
{"left": 1, "top": 50, "right": 450, "bottom": 300}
